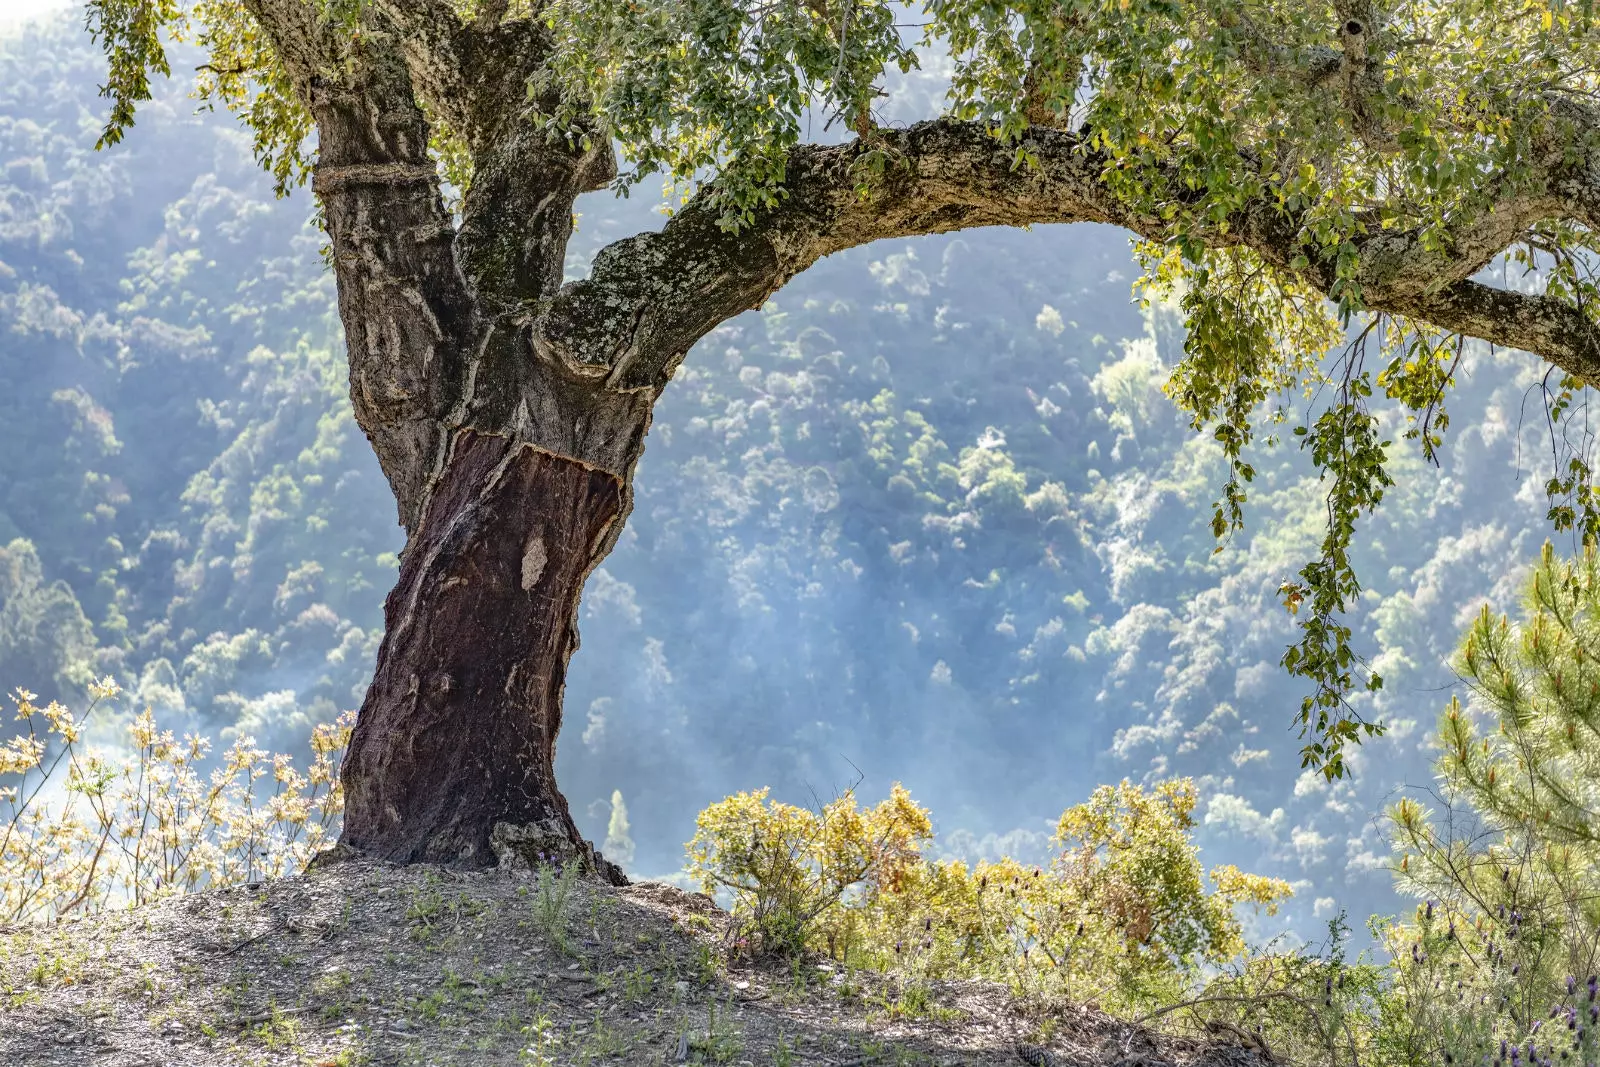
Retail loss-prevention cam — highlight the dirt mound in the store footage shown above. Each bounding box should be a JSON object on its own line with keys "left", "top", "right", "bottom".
{"left": 0, "top": 857, "right": 1270, "bottom": 1066}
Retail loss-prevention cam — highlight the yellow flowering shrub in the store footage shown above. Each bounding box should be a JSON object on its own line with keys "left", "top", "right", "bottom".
{"left": 858, "top": 779, "right": 1290, "bottom": 1012}
{"left": 687, "top": 777, "right": 1290, "bottom": 1014}
{"left": 1, "top": 679, "right": 352, "bottom": 923}
{"left": 686, "top": 784, "right": 932, "bottom": 957}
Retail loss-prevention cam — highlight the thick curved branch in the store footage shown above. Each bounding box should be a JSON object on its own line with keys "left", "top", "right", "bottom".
{"left": 1393, "top": 281, "right": 1600, "bottom": 383}
{"left": 532, "top": 122, "right": 1119, "bottom": 394}
{"left": 534, "top": 118, "right": 1600, "bottom": 395}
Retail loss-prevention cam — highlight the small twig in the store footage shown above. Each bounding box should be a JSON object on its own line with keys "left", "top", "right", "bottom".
{"left": 216, "top": 923, "right": 278, "bottom": 957}
{"left": 1135, "top": 988, "right": 1305, "bottom": 1026}
{"left": 231, "top": 1005, "right": 312, "bottom": 1027}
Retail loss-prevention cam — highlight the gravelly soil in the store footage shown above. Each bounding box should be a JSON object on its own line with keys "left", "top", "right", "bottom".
{"left": 0, "top": 857, "right": 1270, "bottom": 1067}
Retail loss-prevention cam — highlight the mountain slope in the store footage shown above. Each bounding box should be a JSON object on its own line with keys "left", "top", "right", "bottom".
{"left": 0, "top": 14, "right": 1569, "bottom": 939}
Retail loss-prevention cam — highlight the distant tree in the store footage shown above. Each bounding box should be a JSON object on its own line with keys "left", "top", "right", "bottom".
{"left": 84, "top": 0, "right": 1600, "bottom": 872}
{"left": 603, "top": 788, "right": 634, "bottom": 870}
{"left": 0, "top": 540, "right": 97, "bottom": 703}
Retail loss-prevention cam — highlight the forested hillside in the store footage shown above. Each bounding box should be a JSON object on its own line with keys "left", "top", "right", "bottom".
{"left": 0, "top": 12, "right": 1565, "bottom": 938}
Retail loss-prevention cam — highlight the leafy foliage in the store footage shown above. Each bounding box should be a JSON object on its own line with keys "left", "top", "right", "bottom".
{"left": 686, "top": 783, "right": 933, "bottom": 957}
{"left": 89, "top": 0, "right": 313, "bottom": 194}
{"left": 1389, "top": 542, "right": 1600, "bottom": 1034}
{"left": 541, "top": 0, "right": 918, "bottom": 223}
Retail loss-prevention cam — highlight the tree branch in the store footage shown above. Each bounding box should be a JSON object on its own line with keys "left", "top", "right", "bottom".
{"left": 1546, "top": 96, "right": 1600, "bottom": 232}
{"left": 370, "top": 0, "right": 472, "bottom": 132}
{"left": 531, "top": 122, "right": 1126, "bottom": 396}
{"left": 1393, "top": 280, "right": 1600, "bottom": 383}
{"left": 374, "top": 0, "right": 616, "bottom": 307}
{"left": 239, "top": 0, "right": 477, "bottom": 530}
{"left": 534, "top": 116, "right": 1600, "bottom": 406}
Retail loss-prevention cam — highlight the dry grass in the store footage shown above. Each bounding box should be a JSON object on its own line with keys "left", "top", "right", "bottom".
{"left": 0, "top": 855, "right": 1271, "bottom": 1067}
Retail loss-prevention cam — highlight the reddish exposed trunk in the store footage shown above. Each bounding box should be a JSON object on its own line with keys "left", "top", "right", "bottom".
{"left": 339, "top": 429, "right": 627, "bottom": 880}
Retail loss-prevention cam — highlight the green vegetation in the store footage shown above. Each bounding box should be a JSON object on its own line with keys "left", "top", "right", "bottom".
{"left": 687, "top": 784, "right": 936, "bottom": 959}
{"left": 10, "top": 540, "right": 1600, "bottom": 1067}
{"left": 530, "top": 857, "right": 582, "bottom": 954}
{"left": 0, "top": 678, "right": 350, "bottom": 922}
{"left": 681, "top": 542, "right": 1600, "bottom": 1063}
{"left": 691, "top": 777, "right": 1291, "bottom": 1014}
{"left": 2, "top": 6, "right": 1598, "bottom": 936}
{"left": 603, "top": 790, "right": 635, "bottom": 872}
{"left": 1381, "top": 542, "right": 1600, "bottom": 1063}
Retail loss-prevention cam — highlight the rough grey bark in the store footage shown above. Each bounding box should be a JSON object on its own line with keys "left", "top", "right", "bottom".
{"left": 228, "top": 0, "right": 1600, "bottom": 873}
{"left": 307, "top": 51, "right": 474, "bottom": 535}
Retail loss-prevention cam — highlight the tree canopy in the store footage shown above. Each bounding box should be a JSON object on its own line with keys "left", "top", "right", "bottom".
{"left": 83, "top": 0, "right": 1600, "bottom": 778}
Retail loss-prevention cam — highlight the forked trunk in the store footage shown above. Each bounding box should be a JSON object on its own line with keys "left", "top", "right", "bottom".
{"left": 299, "top": 26, "right": 702, "bottom": 879}
{"left": 338, "top": 429, "right": 628, "bottom": 882}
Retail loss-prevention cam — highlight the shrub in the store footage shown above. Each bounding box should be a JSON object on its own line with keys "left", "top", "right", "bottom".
{"left": 685, "top": 784, "right": 932, "bottom": 957}
{"left": 1139, "top": 912, "right": 1384, "bottom": 1067}
{"left": 685, "top": 777, "right": 1291, "bottom": 1017}
{"left": 849, "top": 779, "right": 1291, "bottom": 1013}
{"left": 1, "top": 678, "right": 352, "bottom": 923}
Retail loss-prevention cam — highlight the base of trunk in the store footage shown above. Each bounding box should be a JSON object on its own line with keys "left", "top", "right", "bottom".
{"left": 338, "top": 429, "right": 625, "bottom": 883}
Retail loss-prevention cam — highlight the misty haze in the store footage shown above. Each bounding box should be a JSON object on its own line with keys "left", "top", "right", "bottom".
{"left": 4, "top": 2, "right": 1600, "bottom": 1065}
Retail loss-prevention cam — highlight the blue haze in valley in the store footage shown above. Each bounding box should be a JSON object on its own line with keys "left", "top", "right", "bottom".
{"left": 0, "top": 12, "right": 1564, "bottom": 944}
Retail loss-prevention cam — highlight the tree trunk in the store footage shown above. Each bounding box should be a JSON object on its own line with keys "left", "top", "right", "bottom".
{"left": 275, "top": 23, "right": 700, "bottom": 879}
{"left": 276, "top": 26, "right": 638, "bottom": 878}
{"left": 338, "top": 429, "right": 628, "bottom": 879}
